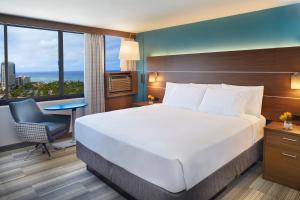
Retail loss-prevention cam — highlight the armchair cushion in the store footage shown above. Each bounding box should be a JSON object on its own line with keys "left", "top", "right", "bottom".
{"left": 41, "top": 114, "right": 71, "bottom": 124}
{"left": 40, "top": 115, "right": 71, "bottom": 141}
{"left": 41, "top": 122, "right": 69, "bottom": 137}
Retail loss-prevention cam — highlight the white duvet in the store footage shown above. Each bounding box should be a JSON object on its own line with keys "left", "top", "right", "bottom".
{"left": 75, "top": 104, "right": 265, "bottom": 193}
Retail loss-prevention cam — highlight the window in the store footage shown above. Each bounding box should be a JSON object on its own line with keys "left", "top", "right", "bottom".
{"left": 0, "top": 25, "right": 84, "bottom": 104}
{"left": 0, "top": 25, "right": 128, "bottom": 104}
{"left": 8, "top": 26, "right": 59, "bottom": 98}
{"left": 105, "top": 35, "right": 122, "bottom": 72}
{"left": 63, "top": 32, "right": 84, "bottom": 95}
{"left": 0, "top": 25, "right": 4, "bottom": 100}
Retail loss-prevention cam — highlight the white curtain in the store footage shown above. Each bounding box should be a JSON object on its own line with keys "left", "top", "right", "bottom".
{"left": 120, "top": 38, "right": 137, "bottom": 71}
{"left": 84, "top": 34, "right": 105, "bottom": 114}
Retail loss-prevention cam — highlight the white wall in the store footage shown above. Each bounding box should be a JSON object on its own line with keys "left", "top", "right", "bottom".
{"left": 0, "top": 98, "right": 85, "bottom": 147}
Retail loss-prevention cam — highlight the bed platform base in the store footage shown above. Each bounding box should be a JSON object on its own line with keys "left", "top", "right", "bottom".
{"left": 86, "top": 165, "right": 137, "bottom": 200}
{"left": 77, "top": 141, "right": 263, "bottom": 200}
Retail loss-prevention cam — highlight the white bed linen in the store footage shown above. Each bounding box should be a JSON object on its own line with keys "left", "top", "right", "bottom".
{"left": 75, "top": 104, "right": 265, "bottom": 193}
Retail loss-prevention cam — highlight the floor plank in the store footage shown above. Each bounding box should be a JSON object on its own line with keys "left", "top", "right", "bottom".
{"left": 0, "top": 145, "right": 299, "bottom": 200}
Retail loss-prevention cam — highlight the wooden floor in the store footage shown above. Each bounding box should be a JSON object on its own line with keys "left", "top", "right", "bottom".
{"left": 0, "top": 146, "right": 299, "bottom": 200}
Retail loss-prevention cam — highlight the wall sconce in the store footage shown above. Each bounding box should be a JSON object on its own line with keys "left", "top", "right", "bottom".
{"left": 291, "top": 72, "right": 300, "bottom": 89}
{"left": 148, "top": 72, "right": 159, "bottom": 83}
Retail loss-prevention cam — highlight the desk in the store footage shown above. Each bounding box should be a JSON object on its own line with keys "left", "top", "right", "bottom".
{"left": 44, "top": 102, "right": 87, "bottom": 147}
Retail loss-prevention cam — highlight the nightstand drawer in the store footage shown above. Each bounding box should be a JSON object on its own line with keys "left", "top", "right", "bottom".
{"left": 265, "top": 131, "right": 300, "bottom": 151}
{"left": 265, "top": 146, "right": 300, "bottom": 168}
{"left": 264, "top": 146, "right": 300, "bottom": 189}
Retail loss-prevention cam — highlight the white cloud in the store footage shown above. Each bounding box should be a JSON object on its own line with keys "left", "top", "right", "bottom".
{"left": 1, "top": 26, "right": 121, "bottom": 72}
{"left": 39, "top": 39, "right": 57, "bottom": 47}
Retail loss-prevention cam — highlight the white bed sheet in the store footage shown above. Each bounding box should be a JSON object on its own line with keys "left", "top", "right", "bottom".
{"left": 75, "top": 104, "right": 265, "bottom": 193}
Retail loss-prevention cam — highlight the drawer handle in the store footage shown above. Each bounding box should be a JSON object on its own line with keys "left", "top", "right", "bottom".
{"left": 282, "top": 137, "right": 298, "bottom": 142}
{"left": 281, "top": 153, "right": 297, "bottom": 159}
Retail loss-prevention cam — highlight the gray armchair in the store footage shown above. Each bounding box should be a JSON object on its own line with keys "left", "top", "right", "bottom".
{"left": 9, "top": 98, "right": 71, "bottom": 157}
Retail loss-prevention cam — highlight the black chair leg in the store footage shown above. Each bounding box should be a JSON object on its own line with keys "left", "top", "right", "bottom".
{"left": 35, "top": 143, "right": 41, "bottom": 150}
{"left": 42, "top": 143, "right": 51, "bottom": 158}
{"left": 24, "top": 143, "right": 42, "bottom": 161}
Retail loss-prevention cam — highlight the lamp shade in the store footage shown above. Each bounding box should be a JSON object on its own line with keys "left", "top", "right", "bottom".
{"left": 119, "top": 40, "right": 140, "bottom": 60}
{"left": 291, "top": 72, "right": 300, "bottom": 89}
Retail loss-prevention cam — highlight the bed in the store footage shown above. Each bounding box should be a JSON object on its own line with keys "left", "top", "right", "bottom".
{"left": 75, "top": 46, "right": 300, "bottom": 199}
{"left": 76, "top": 103, "right": 266, "bottom": 200}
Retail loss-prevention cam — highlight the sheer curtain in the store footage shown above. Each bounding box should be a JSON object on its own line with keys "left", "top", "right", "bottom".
{"left": 84, "top": 34, "right": 105, "bottom": 114}
{"left": 120, "top": 38, "right": 137, "bottom": 71}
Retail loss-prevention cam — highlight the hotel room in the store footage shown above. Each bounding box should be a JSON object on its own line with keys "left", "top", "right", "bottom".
{"left": 0, "top": 1, "right": 300, "bottom": 199}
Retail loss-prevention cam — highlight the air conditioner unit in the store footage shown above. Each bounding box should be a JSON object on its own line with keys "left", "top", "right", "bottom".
{"left": 105, "top": 71, "right": 137, "bottom": 98}
{"left": 108, "top": 74, "right": 132, "bottom": 93}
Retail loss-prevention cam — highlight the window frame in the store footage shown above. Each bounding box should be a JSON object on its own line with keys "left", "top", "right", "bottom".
{"left": 0, "top": 24, "right": 84, "bottom": 106}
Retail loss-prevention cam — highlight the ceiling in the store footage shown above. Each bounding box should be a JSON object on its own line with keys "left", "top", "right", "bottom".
{"left": 0, "top": 0, "right": 299, "bottom": 33}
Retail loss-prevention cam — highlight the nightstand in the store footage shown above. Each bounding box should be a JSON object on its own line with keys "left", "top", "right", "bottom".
{"left": 263, "top": 121, "right": 300, "bottom": 190}
{"left": 132, "top": 101, "right": 154, "bottom": 107}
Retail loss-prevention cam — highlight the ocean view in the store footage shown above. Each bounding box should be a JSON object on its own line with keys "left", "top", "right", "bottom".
{"left": 16, "top": 71, "right": 84, "bottom": 82}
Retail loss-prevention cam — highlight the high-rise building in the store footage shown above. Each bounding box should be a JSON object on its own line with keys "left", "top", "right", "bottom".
{"left": 16, "top": 76, "right": 31, "bottom": 86}
{"left": 0, "top": 63, "right": 4, "bottom": 90}
{"left": 1, "top": 62, "right": 16, "bottom": 90}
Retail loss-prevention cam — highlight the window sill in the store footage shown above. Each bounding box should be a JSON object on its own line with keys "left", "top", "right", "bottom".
{"left": 0, "top": 94, "right": 84, "bottom": 106}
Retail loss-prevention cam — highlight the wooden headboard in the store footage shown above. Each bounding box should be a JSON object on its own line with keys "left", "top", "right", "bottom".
{"left": 147, "top": 46, "right": 300, "bottom": 121}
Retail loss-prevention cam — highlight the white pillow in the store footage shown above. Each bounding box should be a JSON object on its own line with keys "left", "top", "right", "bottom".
{"left": 164, "top": 84, "right": 207, "bottom": 110}
{"left": 221, "top": 84, "right": 264, "bottom": 117}
{"left": 198, "top": 88, "right": 247, "bottom": 116}
{"left": 190, "top": 83, "right": 221, "bottom": 89}
{"left": 163, "top": 82, "right": 190, "bottom": 104}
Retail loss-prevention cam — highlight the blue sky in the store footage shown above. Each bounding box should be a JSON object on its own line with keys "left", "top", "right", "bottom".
{"left": 64, "top": 32, "right": 84, "bottom": 72}
{"left": 8, "top": 26, "right": 59, "bottom": 72}
{"left": 0, "top": 25, "right": 121, "bottom": 72}
{"left": 105, "top": 36, "right": 121, "bottom": 71}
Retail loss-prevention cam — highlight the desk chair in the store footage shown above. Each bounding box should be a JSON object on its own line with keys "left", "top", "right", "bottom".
{"left": 9, "top": 99, "right": 71, "bottom": 158}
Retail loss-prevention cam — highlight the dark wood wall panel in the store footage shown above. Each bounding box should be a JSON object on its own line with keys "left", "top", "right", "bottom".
{"left": 148, "top": 72, "right": 300, "bottom": 98}
{"left": 147, "top": 86, "right": 165, "bottom": 100}
{"left": 148, "top": 86, "right": 300, "bottom": 121}
{"left": 147, "top": 46, "right": 300, "bottom": 121}
{"left": 262, "top": 97, "right": 300, "bottom": 120}
{"left": 106, "top": 96, "right": 133, "bottom": 112}
{"left": 147, "top": 47, "right": 300, "bottom": 72}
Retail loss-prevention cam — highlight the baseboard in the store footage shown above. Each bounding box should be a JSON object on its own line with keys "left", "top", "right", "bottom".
{"left": 0, "top": 132, "right": 72, "bottom": 153}
{"left": 0, "top": 142, "right": 34, "bottom": 152}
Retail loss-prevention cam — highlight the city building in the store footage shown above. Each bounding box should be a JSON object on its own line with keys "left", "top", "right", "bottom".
{"left": 1, "top": 62, "right": 16, "bottom": 90}
{"left": 15, "top": 76, "right": 31, "bottom": 86}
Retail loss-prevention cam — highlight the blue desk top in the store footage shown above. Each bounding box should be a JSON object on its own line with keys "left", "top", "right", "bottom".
{"left": 44, "top": 102, "right": 88, "bottom": 111}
